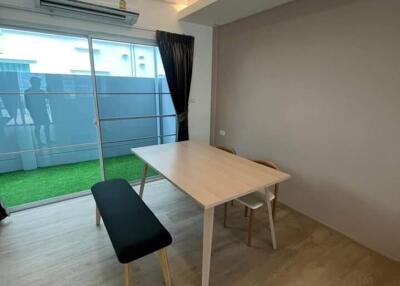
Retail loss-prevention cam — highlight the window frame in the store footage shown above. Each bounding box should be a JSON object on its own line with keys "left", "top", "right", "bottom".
{"left": 0, "top": 22, "right": 177, "bottom": 212}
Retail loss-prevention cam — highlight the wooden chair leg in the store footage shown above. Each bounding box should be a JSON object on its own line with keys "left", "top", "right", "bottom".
{"left": 123, "top": 263, "right": 133, "bottom": 286}
{"left": 96, "top": 206, "right": 101, "bottom": 226}
{"left": 223, "top": 203, "right": 228, "bottom": 228}
{"left": 266, "top": 200, "right": 277, "bottom": 250}
{"left": 156, "top": 248, "right": 172, "bottom": 286}
{"left": 247, "top": 209, "right": 254, "bottom": 246}
{"left": 244, "top": 206, "right": 248, "bottom": 217}
{"left": 272, "top": 190, "right": 278, "bottom": 220}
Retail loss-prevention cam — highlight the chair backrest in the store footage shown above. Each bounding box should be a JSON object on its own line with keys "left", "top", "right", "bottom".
{"left": 253, "top": 160, "right": 280, "bottom": 193}
{"left": 253, "top": 160, "right": 279, "bottom": 171}
{"left": 216, "top": 145, "right": 237, "bottom": 155}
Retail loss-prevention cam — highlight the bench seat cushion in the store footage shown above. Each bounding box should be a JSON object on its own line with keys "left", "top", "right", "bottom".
{"left": 91, "top": 179, "right": 172, "bottom": 264}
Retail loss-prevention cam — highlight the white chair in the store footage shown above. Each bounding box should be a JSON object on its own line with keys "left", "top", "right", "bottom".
{"left": 224, "top": 160, "right": 280, "bottom": 249}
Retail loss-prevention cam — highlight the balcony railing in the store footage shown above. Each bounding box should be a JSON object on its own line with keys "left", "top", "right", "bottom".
{"left": 0, "top": 90, "right": 177, "bottom": 171}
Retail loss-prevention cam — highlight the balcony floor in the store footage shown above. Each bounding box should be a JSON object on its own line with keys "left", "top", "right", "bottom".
{"left": 0, "top": 155, "right": 156, "bottom": 208}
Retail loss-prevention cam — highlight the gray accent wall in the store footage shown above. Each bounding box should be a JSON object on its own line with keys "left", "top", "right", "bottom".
{"left": 214, "top": 0, "right": 400, "bottom": 261}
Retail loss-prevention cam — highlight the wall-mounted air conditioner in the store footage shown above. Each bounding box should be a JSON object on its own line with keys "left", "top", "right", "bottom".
{"left": 36, "top": 0, "right": 139, "bottom": 26}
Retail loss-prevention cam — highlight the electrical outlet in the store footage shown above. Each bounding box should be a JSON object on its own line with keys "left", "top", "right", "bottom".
{"left": 219, "top": 130, "right": 226, "bottom": 136}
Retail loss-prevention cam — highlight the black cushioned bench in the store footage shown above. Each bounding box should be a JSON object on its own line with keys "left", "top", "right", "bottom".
{"left": 91, "top": 179, "right": 173, "bottom": 286}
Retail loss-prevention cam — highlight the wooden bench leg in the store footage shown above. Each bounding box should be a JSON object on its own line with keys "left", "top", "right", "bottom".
{"left": 96, "top": 206, "right": 101, "bottom": 226}
{"left": 156, "top": 248, "right": 172, "bottom": 286}
{"left": 124, "top": 263, "right": 133, "bottom": 286}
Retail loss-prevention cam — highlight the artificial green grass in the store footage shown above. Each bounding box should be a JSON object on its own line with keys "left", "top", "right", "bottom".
{"left": 0, "top": 155, "right": 157, "bottom": 208}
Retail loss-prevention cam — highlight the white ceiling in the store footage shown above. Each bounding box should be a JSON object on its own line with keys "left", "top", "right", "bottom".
{"left": 178, "top": 0, "right": 295, "bottom": 26}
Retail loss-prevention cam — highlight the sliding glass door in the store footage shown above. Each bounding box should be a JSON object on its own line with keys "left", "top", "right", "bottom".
{"left": 0, "top": 27, "right": 100, "bottom": 208}
{"left": 91, "top": 39, "right": 176, "bottom": 181}
{"left": 0, "top": 27, "right": 176, "bottom": 209}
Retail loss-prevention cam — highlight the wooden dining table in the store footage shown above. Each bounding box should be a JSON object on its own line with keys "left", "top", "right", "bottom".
{"left": 131, "top": 141, "right": 290, "bottom": 286}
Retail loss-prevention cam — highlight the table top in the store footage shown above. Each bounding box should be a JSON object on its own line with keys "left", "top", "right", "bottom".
{"left": 131, "top": 141, "right": 290, "bottom": 209}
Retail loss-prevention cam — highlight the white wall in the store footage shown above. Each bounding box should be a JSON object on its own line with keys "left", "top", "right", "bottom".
{"left": 0, "top": 0, "right": 213, "bottom": 142}
{"left": 214, "top": 0, "right": 400, "bottom": 261}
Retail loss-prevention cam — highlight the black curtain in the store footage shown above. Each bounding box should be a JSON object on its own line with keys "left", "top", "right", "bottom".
{"left": 156, "top": 30, "right": 194, "bottom": 141}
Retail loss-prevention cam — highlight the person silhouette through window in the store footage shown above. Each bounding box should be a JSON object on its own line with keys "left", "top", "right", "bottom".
{"left": 25, "top": 77, "right": 51, "bottom": 146}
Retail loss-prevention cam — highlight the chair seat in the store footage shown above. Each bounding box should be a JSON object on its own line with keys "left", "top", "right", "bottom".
{"left": 235, "top": 189, "right": 275, "bottom": 210}
{"left": 91, "top": 179, "right": 172, "bottom": 264}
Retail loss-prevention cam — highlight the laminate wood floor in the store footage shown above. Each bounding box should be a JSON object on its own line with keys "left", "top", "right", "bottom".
{"left": 1, "top": 180, "right": 399, "bottom": 286}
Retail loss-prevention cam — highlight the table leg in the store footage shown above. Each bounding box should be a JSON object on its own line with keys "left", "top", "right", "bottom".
{"left": 266, "top": 199, "right": 277, "bottom": 250}
{"left": 202, "top": 207, "right": 214, "bottom": 286}
{"left": 139, "top": 163, "right": 148, "bottom": 198}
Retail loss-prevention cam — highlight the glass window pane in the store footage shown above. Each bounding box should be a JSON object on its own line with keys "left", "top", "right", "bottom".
{"left": 0, "top": 28, "right": 100, "bottom": 208}
{"left": 134, "top": 44, "right": 155, "bottom": 78}
{"left": 92, "top": 39, "right": 176, "bottom": 182}
{"left": 92, "top": 40, "right": 134, "bottom": 77}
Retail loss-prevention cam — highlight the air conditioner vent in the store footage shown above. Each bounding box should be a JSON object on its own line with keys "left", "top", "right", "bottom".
{"left": 36, "top": 0, "right": 139, "bottom": 26}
